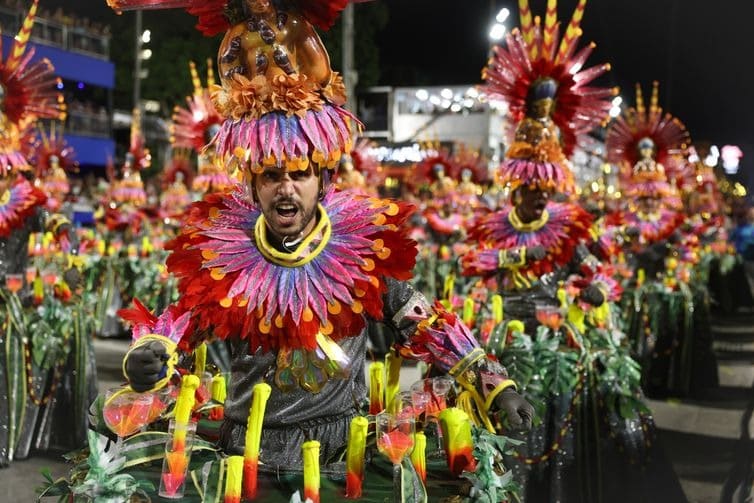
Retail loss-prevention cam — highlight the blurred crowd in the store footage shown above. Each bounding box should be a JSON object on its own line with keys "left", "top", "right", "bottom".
{"left": 0, "top": 0, "right": 110, "bottom": 56}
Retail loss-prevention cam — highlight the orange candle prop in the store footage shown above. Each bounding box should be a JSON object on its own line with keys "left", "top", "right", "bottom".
{"left": 210, "top": 374, "right": 227, "bottom": 421}
{"left": 224, "top": 456, "right": 244, "bottom": 503}
{"left": 344, "top": 416, "right": 368, "bottom": 498}
{"left": 243, "top": 383, "right": 271, "bottom": 499}
{"left": 411, "top": 431, "right": 427, "bottom": 483}
{"left": 439, "top": 408, "right": 476, "bottom": 476}
{"left": 302, "top": 440, "right": 320, "bottom": 503}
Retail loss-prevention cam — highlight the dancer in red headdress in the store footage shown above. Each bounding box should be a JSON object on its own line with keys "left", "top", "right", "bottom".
{"left": 463, "top": 3, "right": 684, "bottom": 501}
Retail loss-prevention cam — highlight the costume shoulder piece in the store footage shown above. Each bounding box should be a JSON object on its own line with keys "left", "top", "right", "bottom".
{"left": 166, "top": 189, "right": 416, "bottom": 352}
{"left": 464, "top": 201, "right": 593, "bottom": 278}
{"left": 483, "top": 0, "right": 615, "bottom": 195}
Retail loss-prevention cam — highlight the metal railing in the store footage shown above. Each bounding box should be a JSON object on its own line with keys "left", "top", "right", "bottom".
{"left": 0, "top": 6, "right": 110, "bottom": 59}
{"left": 65, "top": 111, "right": 111, "bottom": 138}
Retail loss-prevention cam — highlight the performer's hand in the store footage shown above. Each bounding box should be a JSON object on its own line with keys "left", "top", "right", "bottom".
{"left": 495, "top": 388, "right": 534, "bottom": 431}
{"left": 124, "top": 340, "right": 170, "bottom": 392}
{"left": 580, "top": 284, "right": 605, "bottom": 306}
{"left": 527, "top": 245, "right": 547, "bottom": 261}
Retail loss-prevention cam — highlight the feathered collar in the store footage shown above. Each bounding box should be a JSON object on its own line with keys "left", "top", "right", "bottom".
{"left": 166, "top": 188, "right": 417, "bottom": 352}
{"left": 0, "top": 176, "right": 46, "bottom": 237}
{"left": 468, "top": 201, "right": 593, "bottom": 277}
{"left": 618, "top": 208, "right": 683, "bottom": 244}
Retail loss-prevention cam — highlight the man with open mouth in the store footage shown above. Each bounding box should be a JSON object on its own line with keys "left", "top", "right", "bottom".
{"left": 112, "top": 0, "right": 533, "bottom": 483}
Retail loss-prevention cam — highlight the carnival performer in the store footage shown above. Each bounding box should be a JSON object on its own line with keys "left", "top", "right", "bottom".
{"left": 0, "top": 0, "right": 95, "bottom": 467}
{"left": 28, "top": 124, "right": 77, "bottom": 213}
{"left": 336, "top": 138, "right": 383, "bottom": 196}
{"left": 605, "top": 82, "right": 707, "bottom": 398}
{"left": 451, "top": 144, "right": 487, "bottom": 219}
{"left": 107, "top": 0, "right": 533, "bottom": 476}
{"left": 172, "top": 60, "right": 237, "bottom": 195}
{"left": 416, "top": 149, "right": 464, "bottom": 242}
{"left": 462, "top": 0, "right": 615, "bottom": 330}
{"left": 159, "top": 152, "right": 193, "bottom": 223}
{"left": 463, "top": 2, "right": 685, "bottom": 501}
{"left": 104, "top": 113, "right": 150, "bottom": 236}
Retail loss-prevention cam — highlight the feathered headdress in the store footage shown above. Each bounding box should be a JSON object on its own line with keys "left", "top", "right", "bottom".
{"left": 27, "top": 123, "right": 78, "bottom": 179}
{"left": 412, "top": 143, "right": 454, "bottom": 189}
{"left": 0, "top": 0, "right": 66, "bottom": 176}
{"left": 348, "top": 138, "right": 385, "bottom": 187}
{"left": 450, "top": 144, "right": 488, "bottom": 184}
{"left": 127, "top": 109, "right": 151, "bottom": 172}
{"left": 106, "top": 0, "right": 363, "bottom": 176}
{"left": 171, "top": 60, "right": 223, "bottom": 154}
{"left": 606, "top": 82, "right": 689, "bottom": 199}
{"left": 172, "top": 60, "right": 235, "bottom": 193}
{"left": 162, "top": 150, "right": 194, "bottom": 188}
{"left": 483, "top": 0, "right": 615, "bottom": 194}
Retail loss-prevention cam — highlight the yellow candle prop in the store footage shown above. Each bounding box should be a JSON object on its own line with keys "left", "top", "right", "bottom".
{"left": 637, "top": 268, "right": 645, "bottom": 286}
{"left": 302, "top": 440, "right": 321, "bottom": 503}
{"left": 243, "top": 382, "right": 272, "bottom": 499}
{"left": 462, "top": 297, "right": 475, "bottom": 326}
{"left": 385, "top": 352, "right": 402, "bottom": 415}
{"left": 491, "top": 295, "right": 503, "bottom": 323}
{"left": 32, "top": 276, "right": 44, "bottom": 302}
{"left": 344, "top": 416, "right": 368, "bottom": 498}
{"left": 173, "top": 375, "right": 200, "bottom": 449}
{"left": 439, "top": 408, "right": 476, "bottom": 477}
{"left": 212, "top": 374, "right": 227, "bottom": 403}
{"left": 443, "top": 273, "right": 455, "bottom": 301}
{"left": 411, "top": 431, "right": 427, "bottom": 483}
{"left": 193, "top": 343, "right": 207, "bottom": 377}
{"left": 141, "top": 235, "right": 153, "bottom": 255}
{"left": 224, "top": 456, "right": 243, "bottom": 503}
{"left": 369, "top": 362, "right": 385, "bottom": 415}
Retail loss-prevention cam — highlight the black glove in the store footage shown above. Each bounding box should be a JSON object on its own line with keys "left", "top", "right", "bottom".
{"left": 124, "top": 340, "right": 170, "bottom": 392}
{"left": 494, "top": 388, "right": 534, "bottom": 431}
{"left": 580, "top": 284, "right": 606, "bottom": 306}
{"left": 527, "top": 245, "right": 547, "bottom": 261}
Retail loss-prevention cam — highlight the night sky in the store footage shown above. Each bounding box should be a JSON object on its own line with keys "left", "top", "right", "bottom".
{"left": 42, "top": 0, "right": 754, "bottom": 179}
{"left": 376, "top": 0, "right": 754, "bottom": 180}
